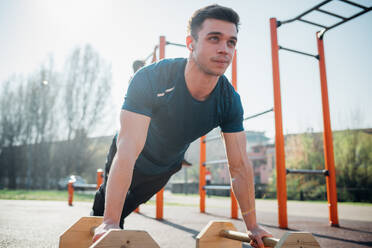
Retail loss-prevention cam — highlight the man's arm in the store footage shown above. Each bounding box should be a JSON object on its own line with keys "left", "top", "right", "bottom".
{"left": 222, "top": 131, "right": 271, "bottom": 248}
{"left": 93, "top": 109, "right": 150, "bottom": 241}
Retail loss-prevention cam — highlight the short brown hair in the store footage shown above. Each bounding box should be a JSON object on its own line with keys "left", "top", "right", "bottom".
{"left": 188, "top": 5, "right": 240, "bottom": 39}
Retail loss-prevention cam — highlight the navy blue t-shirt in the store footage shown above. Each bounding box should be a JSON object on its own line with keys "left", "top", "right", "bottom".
{"left": 122, "top": 58, "right": 244, "bottom": 175}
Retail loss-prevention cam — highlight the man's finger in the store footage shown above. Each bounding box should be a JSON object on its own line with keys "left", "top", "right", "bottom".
{"left": 92, "top": 232, "right": 104, "bottom": 243}
{"left": 249, "top": 240, "right": 256, "bottom": 248}
{"left": 255, "top": 237, "right": 264, "bottom": 248}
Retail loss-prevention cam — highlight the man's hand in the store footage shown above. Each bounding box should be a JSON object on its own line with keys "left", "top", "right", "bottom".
{"left": 247, "top": 225, "right": 272, "bottom": 248}
{"left": 92, "top": 222, "right": 120, "bottom": 243}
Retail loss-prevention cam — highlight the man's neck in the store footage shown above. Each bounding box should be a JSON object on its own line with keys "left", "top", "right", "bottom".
{"left": 184, "top": 58, "right": 219, "bottom": 101}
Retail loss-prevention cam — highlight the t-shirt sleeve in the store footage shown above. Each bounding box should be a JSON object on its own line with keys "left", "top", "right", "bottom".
{"left": 220, "top": 92, "right": 244, "bottom": 133}
{"left": 122, "top": 70, "right": 154, "bottom": 117}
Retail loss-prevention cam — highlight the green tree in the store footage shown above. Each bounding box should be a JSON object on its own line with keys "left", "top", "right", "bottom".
{"left": 334, "top": 130, "right": 372, "bottom": 202}
{"left": 268, "top": 129, "right": 372, "bottom": 202}
{"left": 284, "top": 132, "right": 326, "bottom": 200}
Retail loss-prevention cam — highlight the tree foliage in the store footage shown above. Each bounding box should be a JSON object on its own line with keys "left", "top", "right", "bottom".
{"left": 0, "top": 45, "right": 112, "bottom": 189}
{"left": 334, "top": 130, "right": 372, "bottom": 202}
{"left": 267, "top": 130, "right": 372, "bottom": 202}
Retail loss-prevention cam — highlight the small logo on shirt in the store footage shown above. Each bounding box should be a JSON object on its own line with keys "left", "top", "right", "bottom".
{"left": 157, "top": 87, "right": 175, "bottom": 97}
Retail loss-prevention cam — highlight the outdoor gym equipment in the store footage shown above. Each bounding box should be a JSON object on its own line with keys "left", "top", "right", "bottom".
{"left": 68, "top": 169, "right": 104, "bottom": 206}
{"left": 59, "top": 216, "right": 160, "bottom": 248}
{"left": 196, "top": 220, "right": 321, "bottom": 248}
{"left": 270, "top": 0, "right": 371, "bottom": 228}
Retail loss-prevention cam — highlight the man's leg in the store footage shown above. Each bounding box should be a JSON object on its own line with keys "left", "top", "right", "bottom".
{"left": 92, "top": 135, "right": 117, "bottom": 216}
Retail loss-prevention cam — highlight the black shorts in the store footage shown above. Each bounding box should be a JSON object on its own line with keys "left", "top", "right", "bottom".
{"left": 92, "top": 135, "right": 181, "bottom": 228}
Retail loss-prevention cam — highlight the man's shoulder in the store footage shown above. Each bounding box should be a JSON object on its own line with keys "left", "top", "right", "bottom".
{"left": 139, "top": 58, "right": 186, "bottom": 91}
{"left": 218, "top": 75, "right": 239, "bottom": 99}
{"left": 215, "top": 75, "right": 242, "bottom": 120}
{"left": 143, "top": 58, "right": 186, "bottom": 74}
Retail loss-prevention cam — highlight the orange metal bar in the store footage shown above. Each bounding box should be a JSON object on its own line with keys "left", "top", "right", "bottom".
{"left": 68, "top": 180, "right": 74, "bottom": 206}
{"left": 231, "top": 49, "right": 237, "bottom": 90}
{"left": 96, "top": 169, "right": 103, "bottom": 190}
{"left": 199, "top": 136, "right": 206, "bottom": 213}
{"left": 159, "top": 36, "right": 165, "bottom": 59}
{"left": 230, "top": 49, "right": 239, "bottom": 219}
{"left": 152, "top": 45, "right": 157, "bottom": 63}
{"left": 270, "top": 18, "right": 288, "bottom": 229}
{"left": 316, "top": 32, "right": 339, "bottom": 227}
{"left": 156, "top": 188, "right": 164, "bottom": 219}
{"left": 156, "top": 36, "right": 166, "bottom": 220}
{"left": 230, "top": 190, "right": 238, "bottom": 219}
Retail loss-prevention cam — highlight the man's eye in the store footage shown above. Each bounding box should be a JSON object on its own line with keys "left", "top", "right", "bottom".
{"left": 209, "top": 36, "right": 219, "bottom": 41}
{"left": 228, "top": 40, "right": 236, "bottom": 47}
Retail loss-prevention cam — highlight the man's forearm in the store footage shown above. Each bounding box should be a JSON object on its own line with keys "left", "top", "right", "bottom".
{"left": 103, "top": 141, "right": 137, "bottom": 226}
{"left": 230, "top": 161, "right": 258, "bottom": 230}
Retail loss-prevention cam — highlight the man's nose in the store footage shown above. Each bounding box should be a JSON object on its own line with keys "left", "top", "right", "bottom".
{"left": 217, "top": 42, "right": 229, "bottom": 54}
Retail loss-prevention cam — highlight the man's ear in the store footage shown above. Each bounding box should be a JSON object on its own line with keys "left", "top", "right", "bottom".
{"left": 186, "top": 35, "right": 194, "bottom": 52}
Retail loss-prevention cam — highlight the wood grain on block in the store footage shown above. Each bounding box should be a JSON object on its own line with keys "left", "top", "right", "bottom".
{"left": 90, "top": 229, "right": 160, "bottom": 248}
{"left": 59, "top": 217, "right": 103, "bottom": 248}
{"left": 196, "top": 220, "right": 242, "bottom": 248}
{"left": 276, "top": 232, "right": 321, "bottom": 248}
{"left": 196, "top": 220, "right": 321, "bottom": 248}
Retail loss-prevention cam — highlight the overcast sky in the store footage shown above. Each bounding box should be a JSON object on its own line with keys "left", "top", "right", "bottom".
{"left": 0, "top": 0, "right": 371, "bottom": 138}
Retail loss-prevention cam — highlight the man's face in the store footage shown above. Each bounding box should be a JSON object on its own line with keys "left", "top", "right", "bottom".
{"left": 190, "top": 18, "right": 237, "bottom": 76}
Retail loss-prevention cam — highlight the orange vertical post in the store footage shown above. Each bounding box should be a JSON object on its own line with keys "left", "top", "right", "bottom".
{"left": 230, "top": 190, "right": 238, "bottom": 219}
{"left": 231, "top": 49, "right": 237, "bottom": 90}
{"left": 159, "top": 36, "right": 165, "bottom": 59}
{"left": 199, "top": 136, "right": 206, "bottom": 213}
{"left": 156, "top": 189, "right": 164, "bottom": 220}
{"left": 96, "top": 169, "right": 103, "bottom": 190}
{"left": 68, "top": 180, "right": 74, "bottom": 206}
{"left": 152, "top": 46, "right": 157, "bottom": 63}
{"left": 316, "top": 32, "right": 339, "bottom": 227}
{"left": 270, "top": 18, "right": 288, "bottom": 229}
{"left": 156, "top": 35, "right": 166, "bottom": 220}
{"left": 230, "top": 49, "right": 239, "bottom": 219}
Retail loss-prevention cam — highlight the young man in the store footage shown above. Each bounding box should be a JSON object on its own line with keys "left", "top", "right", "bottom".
{"left": 93, "top": 5, "right": 271, "bottom": 248}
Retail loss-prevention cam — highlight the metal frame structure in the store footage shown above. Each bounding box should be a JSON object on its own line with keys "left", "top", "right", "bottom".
{"left": 67, "top": 169, "right": 104, "bottom": 206}
{"left": 270, "top": 0, "right": 371, "bottom": 228}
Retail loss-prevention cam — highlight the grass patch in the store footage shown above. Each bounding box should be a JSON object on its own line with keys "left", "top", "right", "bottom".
{"left": 0, "top": 190, "right": 197, "bottom": 206}
{"left": 0, "top": 190, "right": 94, "bottom": 202}
{"left": 335, "top": 201, "right": 372, "bottom": 206}
{"left": 1, "top": 190, "right": 371, "bottom": 206}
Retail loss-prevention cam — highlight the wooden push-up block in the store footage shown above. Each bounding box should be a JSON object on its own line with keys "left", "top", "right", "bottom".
{"left": 59, "top": 216, "right": 160, "bottom": 248}
{"left": 196, "top": 220, "right": 321, "bottom": 248}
